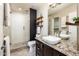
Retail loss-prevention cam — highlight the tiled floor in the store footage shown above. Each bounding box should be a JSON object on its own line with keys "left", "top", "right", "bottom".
{"left": 11, "top": 47, "right": 29, "bottom": 56}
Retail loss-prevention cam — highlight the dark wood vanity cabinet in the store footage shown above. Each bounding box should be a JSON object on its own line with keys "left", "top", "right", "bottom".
{"left": 43, "top": 44, "right": 53, "bottom": 56}
{"left": 36, "top": 40, "right": 66, "bottom": 56}
{"left": 36, "top": 40, "right": 44, "bottom": 56}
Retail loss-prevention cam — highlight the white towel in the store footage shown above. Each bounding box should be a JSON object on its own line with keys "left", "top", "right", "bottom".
{"left": 4, "top": 36, "right": 10, "bottom": 56}
{"left": 37, "top": 27, "right": 40, "bottom": 34}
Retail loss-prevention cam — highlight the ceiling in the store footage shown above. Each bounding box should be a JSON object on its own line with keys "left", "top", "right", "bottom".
{"left": 10, "top": 3, "right": 72, "bottom": 15}
{"left": 10, "top": 3, "right": 47, "bottom": 12}
{"left": 48, "top": 3, "right": 72, "bottom": 15}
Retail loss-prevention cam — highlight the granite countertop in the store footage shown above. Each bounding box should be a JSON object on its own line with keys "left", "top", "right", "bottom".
{"left": 35, "top": 36, "right": 79, "bottom": 56}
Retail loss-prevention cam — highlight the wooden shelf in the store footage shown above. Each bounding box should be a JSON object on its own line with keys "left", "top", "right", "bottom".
{"left": 37, "top": 25, "right": 43, "bottom": 27}
{"left": 36, "top": 21, "right": 43, "bottom": 24}
{"left": 37, "top": 16, "right": 43, "bottom": 20}
{"left": 36, "top": 16, "right": 43, "bottom": 27}
{"left": 66, "top": 22, "right": 79, "bottom": 26}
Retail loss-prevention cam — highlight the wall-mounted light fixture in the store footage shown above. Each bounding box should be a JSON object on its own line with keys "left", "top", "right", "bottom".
{"left": 49, "top": 3, "right": 61, "bottom": 8}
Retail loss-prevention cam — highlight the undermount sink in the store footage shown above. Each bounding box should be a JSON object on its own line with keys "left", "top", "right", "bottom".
{"left": 42, "top": 35, "right": 61, "bottom": 45}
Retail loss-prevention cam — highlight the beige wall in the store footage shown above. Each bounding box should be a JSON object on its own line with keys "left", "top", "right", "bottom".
{"left": 0, "top": 4, "right": 4, "bottom": 55}
{"left": 3, "top": 4, "right": 11, "bottom": 37}
{"left": 48, "top": 16, "right": 54, "bottom": 35}
{"left": 37, "top": 4, "right": 48, "bottom": 36}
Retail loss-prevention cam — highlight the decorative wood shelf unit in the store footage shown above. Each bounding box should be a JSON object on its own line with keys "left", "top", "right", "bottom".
{"left": 36, "top": 20, "right": 43, "bottom": 24}
{"left": 66, "top": 22, "right": 79, "bottom": 26}
{"left": 36, "top": 16, "right": 43, "bottom": 27}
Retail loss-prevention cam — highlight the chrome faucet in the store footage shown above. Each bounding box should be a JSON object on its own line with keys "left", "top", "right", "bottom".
{"left": 54, "top": 31, "right": 61, "bottom": 37}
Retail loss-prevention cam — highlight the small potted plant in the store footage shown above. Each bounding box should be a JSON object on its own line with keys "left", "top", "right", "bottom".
{"left": 73, "top": 17, "right": 79, "bottom": 24}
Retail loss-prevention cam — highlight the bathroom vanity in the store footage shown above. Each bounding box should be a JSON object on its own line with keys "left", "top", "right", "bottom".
{"left": 36, "top": 36, "right": 79, "bottom": 56}
{"left": 36, "top": 39, "right": 66, "bottom": 56}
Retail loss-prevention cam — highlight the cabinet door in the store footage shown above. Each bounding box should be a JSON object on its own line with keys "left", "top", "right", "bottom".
{"left": 43, "top": 44, "right": 60, "bottom": 56}
{"left": 43, "top": 44, "right": 53, "bottom": 56}
{"left": 57, "top": 51, "right": 66, "bottom": 56}
{"left": 36, "top": 40, "right": 43, "bottom": 56}
{"left": 43, "top": 44, "right": 66, "bottom": 56}
{"left": 51, "top": 48, "right": 66, "bottom": 56}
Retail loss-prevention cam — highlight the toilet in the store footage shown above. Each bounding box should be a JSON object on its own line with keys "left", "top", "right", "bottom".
{"left": 27, "top": 41, "right": 36, "bottom": 56}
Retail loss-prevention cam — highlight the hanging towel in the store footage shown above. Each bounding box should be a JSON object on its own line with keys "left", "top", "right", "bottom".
{"left": 37, "top": 27, "right": 40, "bottom": 34}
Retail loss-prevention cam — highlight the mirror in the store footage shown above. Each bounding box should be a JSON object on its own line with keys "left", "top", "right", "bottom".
{"left": 48, "top": 3, "right": 77, "bottom": 50}
{"left": 54, "top": 17, "right": 60, "bottom": 35}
